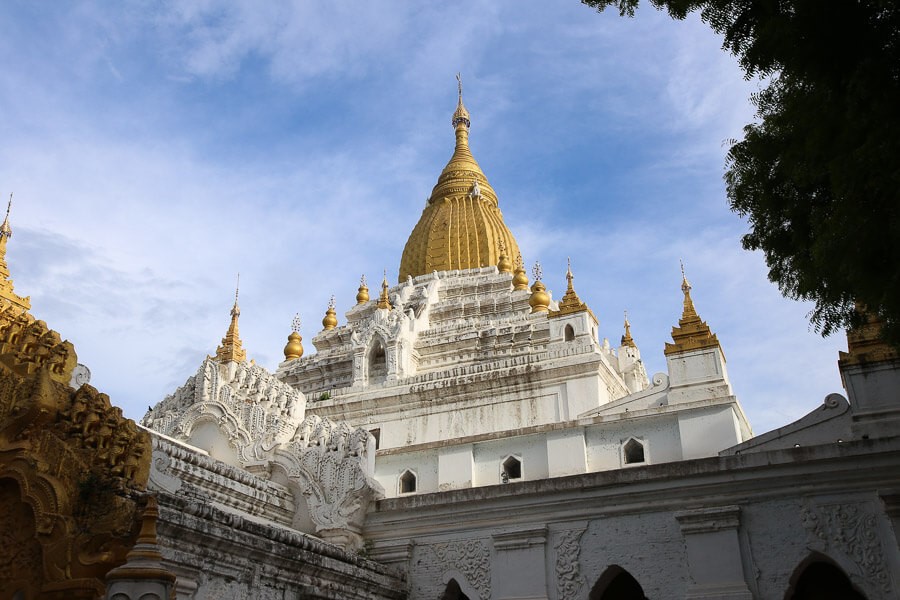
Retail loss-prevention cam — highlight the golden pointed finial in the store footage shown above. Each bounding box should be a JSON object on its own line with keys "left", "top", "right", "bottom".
{"left": 550, "top": 258, "right": 593, "bottom": 319}
{"left": 284, "top": 313, "right": 304, "bottom": 361}
{"left": 356, "top": 274, "right": 370, "bottom": 305}
{"left": 665, "top": 265, "right": 721, "bottom": 356}
{"left": 215, "top": 275, "right": 247, "bottom": 363}
{"left": 0, "top": 193, "right": 31, "bottom": 314}
{"left": 529, "top": 261, "right": 550, "bottom": 313}
{"left": 497, "top": 240, "right": 513, "bottom": 274}
{"left": 322, "top": 295, "right": 338, "bottom": 330}
{"left": 377, "top": 270, "right": 392, "bottom": 310}
{"left": 513, "top": 252, "right": 529, "bottom": 290}
{"left": 621, "top": 310, "right": 636, "bottom": 348}
{"left": 452, "top": 72, "right": 470, "bottom": 129}
{"left": 0, "top": 193, "right": 12, "bottom": 238}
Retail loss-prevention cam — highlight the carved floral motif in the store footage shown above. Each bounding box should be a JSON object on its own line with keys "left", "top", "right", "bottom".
{"left": 801, "top": 501, "right": 891, "bottom": 596}
{"left": 555, "top": 528, "right": 586, "bottom": 600}
{"left": 431, "top": 539, "right": 491, "bottom": 600}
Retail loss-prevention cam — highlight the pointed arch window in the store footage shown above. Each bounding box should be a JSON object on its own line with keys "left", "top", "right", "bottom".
{"left": 501, "top": 455, "right": 522, "bottom": 482}
{"left": 368, "top": 337, "right": 387, "bottom": 382}
{"left": 564, "top": 324, "right": 575, "bottom": 342}
{"left": 399, "top": 469, "right": 417, "bottom": 495}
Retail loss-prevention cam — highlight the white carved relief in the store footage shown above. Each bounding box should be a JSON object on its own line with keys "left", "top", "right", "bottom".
{"left": 555, "top": 528, "right": 586, "bottom": 600}
{"left": 431, "top": 539, "right": 491, "bottom": 600}
{"left": 800, "top": 501, "right": 892, "bottom": 597}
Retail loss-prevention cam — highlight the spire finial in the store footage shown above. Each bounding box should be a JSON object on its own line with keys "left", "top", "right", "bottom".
{"left": 322, "top": 294, "right": 338, "bottom": 330}
{"left": 284, "top": 313, "right": 304, "bottom": 361}
{"left": 497, "top": 239, "right": 512, "bottom": 273}
{"left": 377, "top": 269, "right": 392, "bottom": 310}
{"left": 0, "top": 193, "right": 12, "bottom": 239}
{"left": 512, "top": 252, "right": 529, "bottom": 290}
{"left": 566, "top": 257, "right": 574, "bottom": 291}
{"left": 452, "top": 73, "right": 471, "bottom": 129}
{"left": 680, "top": 259, "right": 691, "bottom": 294}
{"left": 529, "top": 261, "right": 550, "bottom": 313}
{"left": 215, "top": 277, "right": 247, "bottom": 363}
{"left": 621, "top": 310, "right": 636, "bottom": 347}
{"left": 356, "top": 274, "right": 370, "bottom": 305}
{"left": 532, "top": 261, "right": 543, "bottom": 282}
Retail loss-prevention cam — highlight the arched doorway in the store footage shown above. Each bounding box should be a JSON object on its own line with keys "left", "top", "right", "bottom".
{"left": 589, "top": 565, "right": 648, "bottom": 600}
{"left": 440, "top": 578, "right": 471, "bottom": 600}
{"left": 786, "top": 557, "right": 867, "bottom": 600}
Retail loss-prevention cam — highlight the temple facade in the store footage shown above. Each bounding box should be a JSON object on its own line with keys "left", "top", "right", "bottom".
{"left": 2, "top": 84, "right": 899, "bottom": 599}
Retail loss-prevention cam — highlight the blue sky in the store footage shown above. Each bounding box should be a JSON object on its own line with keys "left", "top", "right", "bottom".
{"left": 0, "top": 1, "right": 845, "bottom": 433}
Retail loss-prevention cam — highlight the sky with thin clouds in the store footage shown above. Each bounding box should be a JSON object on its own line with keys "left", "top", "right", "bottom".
{"left": 0, "top": 1, "right": 845, "bottom": 434}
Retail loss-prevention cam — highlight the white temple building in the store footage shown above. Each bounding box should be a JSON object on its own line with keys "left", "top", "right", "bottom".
{"left": 124, "top": 83, "right": 900, "bottom": 599}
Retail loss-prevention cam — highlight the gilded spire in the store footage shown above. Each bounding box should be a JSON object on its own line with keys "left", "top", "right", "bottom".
{"left": 529, "top": 262, "right": 550, "bottom": 313}
{"left": 398, "top": 75, "right": 521, "bottom": 281}
{"left": 549, "top": 258, "right": 594, "bottom": 320}
{"left": 322, "top": 295, "right": 338, "bottom": 330}
{"left": 215, "top": 274, "right": 247, "bottom": 363}
{"left": 0, "top": 193, "right": 31, "bottom": 314}
{"left": 377, "top": 270, "right": 392, "bottom": 310}
{"left": 621, "top": 310, "right": 636, "bottom": 348}
{"left": 664, "top": 263, "right": 721, "bottom": 356}
{"left": 283, "top": 313, "right": 303, "bottom": 361}
{"left": 512, "top": 252, "right": 529, "bottom": 290}
{"left": 497, "top": 240, "right": 513, "bottom": 274}
{"left": 356, "top": 274, "right": 370, "bottom": 305}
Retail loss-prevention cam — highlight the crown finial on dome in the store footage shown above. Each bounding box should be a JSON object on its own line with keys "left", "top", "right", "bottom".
{"left": 453, "top": 72, "right": 470, "bottom": 129}
{"left": 215, "top": 274, "right": 248, "bottom": 363}
{"left": 356, "top": 274, "right": 370, "bottom": 305}
{"left": 513, "top": 252, "right": 529, "bottom": 290}
{"left": 529, "top": 261, "right": 550, "bottom": 313}
{"left": 283, "top": 313, "right": 304, "bottom": 361}
{"left": 377, "top": 270, "right": 392, "bottom": 310}
{"left": 679, "top": 260, "right": 698, "bottom": 319}
{"left": 322, "top": 295, "right": 338, "bottom": 330}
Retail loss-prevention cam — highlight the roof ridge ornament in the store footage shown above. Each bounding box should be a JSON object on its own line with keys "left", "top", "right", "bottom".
{"left": 215, "top": 274, "right": 248, "bottom": 363}
{"left": 665, "top": 263, "right": 722, "bottom": 357}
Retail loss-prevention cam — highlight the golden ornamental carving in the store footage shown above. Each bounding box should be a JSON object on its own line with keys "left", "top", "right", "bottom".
{"left": 377, "top": 273, "right": 392, "bottom": 310}
{"left": 529, "top": 263, "right": 551, "bottom": 313}
{"left": 512, "top": 253, "right": 529, "bottom": 291}
{"left": 398, "top": 78, "right": 521, "bottom": 281}
{"left": 663, "top": 266, "right": 722, "bottom": 357}
{"left": 0, "top": 306, "right": 152, "bottom": 599}
{"left": 620, "top": 311, "right": 637, "bottom": 348}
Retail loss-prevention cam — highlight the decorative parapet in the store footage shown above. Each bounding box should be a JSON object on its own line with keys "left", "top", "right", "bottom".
{"left": 142, "top": 356, "right": 305, "bottom": 464}
{"left": 0, "top": 310, "right": 151, "bottom": 599}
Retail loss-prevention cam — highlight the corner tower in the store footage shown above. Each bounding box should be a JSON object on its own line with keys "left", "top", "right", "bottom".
{"left": 398, "top": 75, "right": 521, "bottom": 281}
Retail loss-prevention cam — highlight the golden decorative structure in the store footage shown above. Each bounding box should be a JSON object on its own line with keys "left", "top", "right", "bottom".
{"left": 838, "top": 307, "right": 899, "bottom": 368}
{"left": 322, "top": 295, "right": 338, "bottom": 331}
{"left": 664, "top": 263, "right": 722, "bottom": 356}
{"left": 621, "top": 311, "right": 637, "bottom": 348}
{"left": 398, "top": 75, "right": 521, "bottom": 281}
{"left": 512, "top": 252, "right": 529, "bottom": 291}
{"left": 528, "top": 262, "right": 550, "bottom": 313}
{"left": 0, "top": 298, "right": 152, "bottom": 598}
{"left": 0, "top": 194, "right": 32, "bottom": 314}
{"left": 215, "top": 275, "right": 248, "bottom": 363}
{"left": 283, "top": 314, "right": 304, "bottom": 361}
{"left": 497, "top": 240, "right": 513, "bottom": 274}
{"left": 377, "top": 271, "right": 392, "bottom": 310}
{"left": 549, "top": 258, "right": 595, "bottom": 321}
{"left": 356, "top": 274, "right": 370, "bottom": 305}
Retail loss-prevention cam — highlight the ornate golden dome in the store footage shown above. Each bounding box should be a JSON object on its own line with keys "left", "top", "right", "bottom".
{"left": 322, "top": 296, "right": 338, "bottom": 330}
{"left": 528, "top": 262, "right": 550, "bottom": 313}
{"left": 283, "top": 314, "right": 303, "bottom": 361}
{"left": 398, "top": 76, "right": 521, "bottom": 282}
{"left": 356, "top": 274, "right": 369, "bottom": 305}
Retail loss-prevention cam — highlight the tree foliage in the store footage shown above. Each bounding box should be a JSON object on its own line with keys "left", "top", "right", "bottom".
{"left": 583, "top": 0, "right": 900, "bottom": 345}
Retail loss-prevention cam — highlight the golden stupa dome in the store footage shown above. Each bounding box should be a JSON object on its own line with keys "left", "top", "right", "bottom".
{"left": 356, "top": 274, "right": 369, "bottom": 305}
{"left": 398, "top": 75, "right": 521, "bottom": 282}
{"left": 512, "top": 253, "right": 529, "bottom": 291}
{"left": 322, "top": 296, "right": 338, "bottom": 330}
{"left": 528, "top": 262, "right": 550, "bottom": 313}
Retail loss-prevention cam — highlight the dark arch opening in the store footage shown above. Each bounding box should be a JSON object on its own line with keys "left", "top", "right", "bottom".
{"left": 399, "top": 469, "right": 417, "bottom": 494}
{"left": 786, "top": 556, "right": 867, "bottom": 600}
{"left": 440, "top": 578, "right": 471, "bottom": 600}
{"left": 623, "top": 438, "right": 645, "bottom": 464}
{"left": 369, "top": 337, "right": 387, "bottom": 382}
{"left": 564, "top": 324, "right": 575, "bottom": 342}
{"left": 589, "top": 566, "right": 648, "bottom": 600}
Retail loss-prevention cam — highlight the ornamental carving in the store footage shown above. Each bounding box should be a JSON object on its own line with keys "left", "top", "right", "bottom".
{"left": 431, "top": 539, "right": 491, "bottom": 600}
{"left": 142, "top": 357, "right": 305, "bottom": 464}
{"left": 555, "top": 528, "right": 586, "bottom": 600}
{"left": 800, "top": 501, "right": 892, "bottom": 597}
{"left": 0, "top": 308, "right": 151, "bottom": 599}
